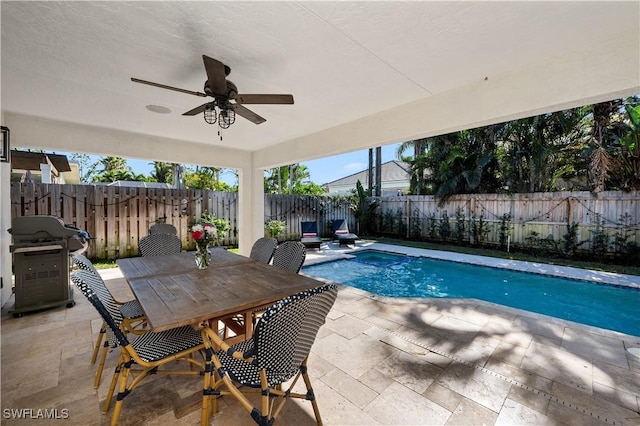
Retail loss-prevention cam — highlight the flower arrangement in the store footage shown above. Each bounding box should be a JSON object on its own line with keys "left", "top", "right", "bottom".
{"left": 191, "top": 221, "right": 217, "bottom": 269}
{"left": 191, "top": 222, "right": 217, "bottom": 247}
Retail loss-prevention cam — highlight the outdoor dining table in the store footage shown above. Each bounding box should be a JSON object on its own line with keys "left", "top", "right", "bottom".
{"left": 116, "top": 248, "right": 324, "bottom": 337}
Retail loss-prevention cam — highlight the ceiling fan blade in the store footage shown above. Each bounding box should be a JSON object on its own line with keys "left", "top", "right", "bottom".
{"left": 232, "top": 104, "right": 266, "bottom": 124}
{"left": 182, "top": 103, "right": 211, "bottom": 116}
{"left": 234, "top": 94, "right": 294, "bottom": 105}
{"left": 202, "top": 55, "right": 228, "bottom": 96}
{"left": 131, "top": 78, "right": 207, "bottom": 97}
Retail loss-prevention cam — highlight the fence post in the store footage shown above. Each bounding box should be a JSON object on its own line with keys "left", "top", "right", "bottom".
{"left": 406, "top": 197, "right": 410, "bottom": 239}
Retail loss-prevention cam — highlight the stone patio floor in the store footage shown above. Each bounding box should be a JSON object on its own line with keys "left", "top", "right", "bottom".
{"left": 2, "top": 242, "right": 640, "bottom": 425}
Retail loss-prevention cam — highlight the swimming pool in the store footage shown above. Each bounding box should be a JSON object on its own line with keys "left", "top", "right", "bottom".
{"left": 303, "top": 250, "right": 640, "bottom": 337}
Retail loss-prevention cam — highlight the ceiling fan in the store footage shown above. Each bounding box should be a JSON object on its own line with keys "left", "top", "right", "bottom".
{"left": 131, "top": 55, "right": 294, "bottom": 128}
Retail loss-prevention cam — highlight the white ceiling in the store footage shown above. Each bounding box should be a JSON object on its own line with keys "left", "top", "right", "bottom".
{"left": 1, "top": 1, "right": 639, "bottom": 168}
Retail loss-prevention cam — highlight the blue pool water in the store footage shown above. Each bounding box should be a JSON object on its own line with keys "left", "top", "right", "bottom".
{"left": 303, "top": 250, "right": 640, "bottom": 336}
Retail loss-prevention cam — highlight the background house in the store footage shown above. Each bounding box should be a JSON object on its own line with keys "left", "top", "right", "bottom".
{"left": 324, "top": 160, "right": 412, "bottom": 196}
{"left": 10, "top": 151, "right": 80, "bottom": 184}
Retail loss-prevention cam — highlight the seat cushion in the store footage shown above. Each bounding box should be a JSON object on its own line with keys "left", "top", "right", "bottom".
{"left": 119, "top": 300, "right": 145, "bottom": 319}
{"left": 132, "top": 326, "right": 203, "bottom": 363}
{"left": 218, "top": 339, "right": 296, "bottom": 387}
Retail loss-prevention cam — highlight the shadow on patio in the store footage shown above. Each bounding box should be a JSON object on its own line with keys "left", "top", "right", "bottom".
{"left": 2, "top": 255, "right": 640, "bottom": 425}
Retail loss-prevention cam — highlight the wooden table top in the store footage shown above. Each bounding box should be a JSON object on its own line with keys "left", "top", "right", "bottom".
{"left": 117, "top": 248, "right": 323, "bottom": 332}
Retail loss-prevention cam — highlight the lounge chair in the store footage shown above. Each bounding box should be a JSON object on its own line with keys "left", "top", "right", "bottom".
{"left": 300, "top": 221, "right": 322, "bottom": 250}
{"left": 332, "top": 219, "right": 358, "bottom": 246}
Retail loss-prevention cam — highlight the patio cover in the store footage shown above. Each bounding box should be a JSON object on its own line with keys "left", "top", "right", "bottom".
{"left": 1, "top": 1, "right": 639, "bottom": 306}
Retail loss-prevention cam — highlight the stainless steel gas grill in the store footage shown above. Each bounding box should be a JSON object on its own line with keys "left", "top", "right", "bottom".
{"left": 9, "top": 215, "right": 90, "bottom": 317}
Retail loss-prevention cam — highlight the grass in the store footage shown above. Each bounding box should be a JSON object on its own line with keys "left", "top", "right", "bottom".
{"left": 370, "top": 237, "right": 640, "bottom": 276}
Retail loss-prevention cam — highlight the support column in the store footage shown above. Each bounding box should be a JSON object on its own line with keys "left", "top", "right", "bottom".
{"left": 237, "top": 163, "right": 265, "bottom": 257}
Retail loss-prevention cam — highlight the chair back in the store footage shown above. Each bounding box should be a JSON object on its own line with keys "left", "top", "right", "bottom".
{"left": 332, "top": 219, "right": 349, "bottom": 234}
{"left": 71, "top": 270, "right": 129, "bottom": 347}
{"left": 249, "top": 237, "right": 278, "bottom": 264}
{"left": 272, "top": 241, "right": 306, "bottom": 273}
{"left": 301, "top": 221, "right": 319, "bottom": 237}
{"left": 139, "top": 233, "right": 182, "bottom": 257}
{"left": 253, "top": 284, "right": 337, "bottom": 379}
{"left": 149, "top": 223, "right": 177, "bottom": 235}
{"left": 72, "top": 253, "right": 99, "bottom": 275}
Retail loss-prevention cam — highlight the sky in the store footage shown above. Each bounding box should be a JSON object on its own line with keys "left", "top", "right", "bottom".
{"left": 58, "top": 143, "right": 403, "bottom": 186}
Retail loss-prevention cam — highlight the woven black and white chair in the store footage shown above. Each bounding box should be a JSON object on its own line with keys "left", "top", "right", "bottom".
{"left": 247, "top": 241, "right": 307, "bottom": 327}
{"left": 249, "top": 237, "right": 278, "bottom": 264}
{"left": 272, "top": 241, "right": 306, "bottom": 273}
{"left": 138, "top": 233, "right": 182, "bottom": 257}
{"left": 201, "top": 283, "right": 338, "bottom": 426}
{"left": 71, "top": 270, "right": 205, "bottom": 425}
{"left": 149, "top": 222, "right": 178, "bottom": 235}
{"left": 72, "top": 254, "right": 147, "bottom": 388}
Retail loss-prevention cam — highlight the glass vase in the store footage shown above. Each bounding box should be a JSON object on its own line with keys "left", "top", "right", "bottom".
{"left": 194, "top": 243, "right": 212, "bottom": 270}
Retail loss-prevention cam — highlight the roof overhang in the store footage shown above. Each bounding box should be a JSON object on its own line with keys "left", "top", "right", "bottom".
{"left": 1, "top": 1, "right": 638, "bottom": 169}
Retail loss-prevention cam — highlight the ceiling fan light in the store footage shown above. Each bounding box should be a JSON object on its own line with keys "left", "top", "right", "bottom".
{"left": 219, "top": 109, "right": 236, "bottom": 129}
{"left": 203, "top": 105, "right": 217, "bottom": 125}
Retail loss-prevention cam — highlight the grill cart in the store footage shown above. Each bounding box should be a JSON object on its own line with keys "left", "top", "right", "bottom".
{"left": 9, "top": 215, "right": 90, "bottom": 317}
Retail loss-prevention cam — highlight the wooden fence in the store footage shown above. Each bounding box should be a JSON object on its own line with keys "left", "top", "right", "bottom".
{"left": 376, "top": 191, "right": 640, "bottom": 252}
{"left": 9, "top": 183, "right": 356, "bottom": 260}
{"left": 9, "top": 183, "right": 639, "bottom": 259}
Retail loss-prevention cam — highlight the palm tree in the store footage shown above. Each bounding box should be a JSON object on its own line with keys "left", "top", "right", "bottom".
{"left": 149, "top": 161, "right": 174, "bottom": 184}
{"left": 396, "top": 138, "right": 429, "bottom": 194}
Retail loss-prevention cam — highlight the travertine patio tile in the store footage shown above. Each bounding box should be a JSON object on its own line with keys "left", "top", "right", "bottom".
{"left": 375, "top": 350, "right": 444, "bottom": 394}
{"left": 446, "top": 396, "right": 498, "bottom": 426}
{"left": 514, "top": 315, "right": 565, "bottom": 342}
{"left": 521, "top": 341, "right": 593, "bottom": 393}
{"left": 550, "top": 381, "right": 639, "bottom": 426}
{"left": 337, "top": 296, "right": 382, "bottom": 319}
{"left": 423, "top": 382, "right": 463, "bottom": 412}
{"left": 324, "top": 313, "right": 371, "bottom": 339}
{"left": 531, "top": 333, "right": 564, "bottom": 348}
{"left": 592, "top": 359, "right": 640, "bottom": 396}
{"left": 488, "top": 341, "right": 529, "bottom": 367}
{"left": 320, "top": 368, "right": 378, "bottom": 409}
{"left": 366, "top": 382, "right": 451, "bottom": 425}
{"left": 562, "top": 327, "right": 629, "bottom": 369}
{"left": 451, "top": 335, "right": 502, "bottom": 366}
{"left": 304, "top": 380, "right": 380, "bottom": 425}
{"left": 306, "top": 351, "right": 337, "bottom": 380}
{"left": 436, "top": 362, "right": 511, "bottom": 412}
{"left": 361, "top": 311, "right": 404, "bottom": 331}
{"left": 484, "top": 320, "right": 534, "bottom": 348}
{"left": 506, "top": 384, "right": 551, "bottom": 415}
{"left": 358, "top": 367, "right": 395, "bottom": 394}
{"left": 547, "top": 399, "right": 618, "bottom": 426}
{"left": 484, "top": 358, "right": 553, "bottom": 394}
{"left": 495, "top": 397, "right": 556, "bottom": 425}
{"left": 3, "top": 256, "right": 638, "bottom": 426}
{"left": 475, "top": 304, "right": 518, "bottom": 325}
{"left": 592, "top": 381, "right": 640, "bottom": 414}
{"left": 313, "top": 332, "right": 396, "bottom": 379}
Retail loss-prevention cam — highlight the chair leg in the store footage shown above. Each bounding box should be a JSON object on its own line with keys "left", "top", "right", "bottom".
{"left": 103, "top": 356, "right": 123, "bottom": 414}
{"left": 111, "top": 363, "right": 131, "bottom": 426}
{"left": 91, "top": 324, "right": 106, "bottom": 364}
{"left": 301, "top": 359, "right": 323, "bottom": 426}
{"left": 94, "top": 341, "right": 110, "bottom": 388}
